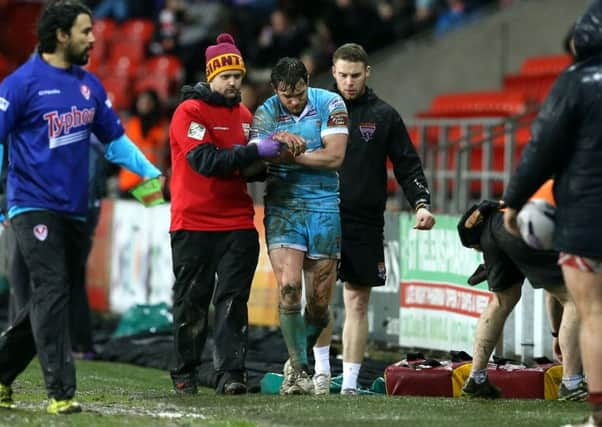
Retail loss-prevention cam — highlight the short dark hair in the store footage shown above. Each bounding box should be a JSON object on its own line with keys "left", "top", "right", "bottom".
{"left": 37, "top": 0, "right": 92, "bottom": 54}
{"left": 332, "top": 43, "right": 369, "bottom": 65}
{"left": 270, "top": 57, "right": 309, "bottom": 91}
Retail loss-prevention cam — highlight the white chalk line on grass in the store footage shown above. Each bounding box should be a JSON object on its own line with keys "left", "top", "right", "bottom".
{"left": 16, "top": 401, "right": 207, "bottom": 420}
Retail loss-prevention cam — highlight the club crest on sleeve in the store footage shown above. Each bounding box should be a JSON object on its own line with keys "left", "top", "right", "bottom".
{"left": 80, "top": 84, "right": 91, "bottom": 100}
{"left": 187, "top": 122, "right": 206, "bottom": 140}
{"left": 359, "top": 123, "right": 376, "bottom": 142}
{"left": 33, "top": 224, "right": 48, "bottom": 241}
{"left": 0, "top": 97, "right": 10, "bottom": 111}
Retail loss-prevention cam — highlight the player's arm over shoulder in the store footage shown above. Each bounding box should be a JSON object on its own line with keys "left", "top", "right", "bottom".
{"left": 173, "top": 100, "right": 263, "bottom": 178}
{"left": 249, "top": 102, "right": 277, "bottom": 143}
{"left": 292, "top": 91, "right": 349, "bottom": 170}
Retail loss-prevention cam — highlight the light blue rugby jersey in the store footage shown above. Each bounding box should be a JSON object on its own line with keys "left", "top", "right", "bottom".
{"left": 0, "top": 54, "right": 124, "bottom": 216}
{"left": 250, "top": 87, "right": 348, "bottom": 210}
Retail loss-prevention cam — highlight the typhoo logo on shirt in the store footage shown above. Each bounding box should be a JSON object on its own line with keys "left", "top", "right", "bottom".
{"left": 43, "top": 106, "right": 96, "bottom": 149}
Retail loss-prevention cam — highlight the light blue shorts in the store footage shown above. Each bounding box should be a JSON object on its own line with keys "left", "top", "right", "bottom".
{"left": 264, "top": 205, "right": 341, "bottom": 259}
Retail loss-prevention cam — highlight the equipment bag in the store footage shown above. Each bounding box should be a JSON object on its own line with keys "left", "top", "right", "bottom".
{"left": 384, "top": 354, "right": 471, "bottom": 397}
{"left": 384, "top": 354, "right": 562, "bottom": 399}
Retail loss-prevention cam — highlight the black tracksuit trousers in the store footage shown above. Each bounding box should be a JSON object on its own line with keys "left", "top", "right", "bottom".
{"left": 0, "top": 211, "right": 87, "bottom": 400}
{"left": 7, "top": 207, "right": 97, "bottom": 352}
{"left": 170, "top": 228, "right": 259, "bottom": 378}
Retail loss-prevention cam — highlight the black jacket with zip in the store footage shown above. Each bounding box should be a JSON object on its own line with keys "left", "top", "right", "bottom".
{"left": 503, "top": 0, "right": 602, "bottom": 257}
{"left": 335, "top": 87, "right": 431, "bottom": 227}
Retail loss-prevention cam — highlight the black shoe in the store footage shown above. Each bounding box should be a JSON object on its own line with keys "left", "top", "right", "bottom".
{"left": 224, "top": 381, "right": 247, "bottom": 395}
{"left": 171, "top": 371, "right": 197, "bottom": 395}
{"left": 216, "top": 370, "right": 247, "bottom": 395}
{"left": 558, "top": 380, "right": 588, "bottom": 401}
{"left": 461, "top": 377, "right": 501, "bottom": 399}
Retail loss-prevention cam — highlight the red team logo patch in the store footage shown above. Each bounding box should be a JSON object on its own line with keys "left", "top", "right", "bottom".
{"left": 33, "top": 224, "right": 48, "bottom": 241}
{"left": 80, "top": 84, "right": 91, "bottom": 100}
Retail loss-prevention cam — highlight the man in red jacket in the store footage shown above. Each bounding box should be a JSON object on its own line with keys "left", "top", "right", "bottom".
{"left": 167, "top": 33, "right": 283, "bottom": 395}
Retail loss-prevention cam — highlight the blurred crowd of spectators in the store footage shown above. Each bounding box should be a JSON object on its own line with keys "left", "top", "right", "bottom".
{"left": 85, "top": 0, "right": 515, "bottom": 103}
{"left": 79, "top": 0, "right": 518, "bottom": 196}
{"left": 0, "top": 0, "right": 520, "bottom": 198}
{"left": 1, "top": 0, "right": 520, "bottom": 113}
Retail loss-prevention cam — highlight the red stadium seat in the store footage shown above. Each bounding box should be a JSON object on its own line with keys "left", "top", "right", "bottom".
{"left": 135, "top": 75, "right": 170, "bottom": 102}
{"left": 417, "top": 91, "right": 528, "bottom": 119}
{"left": 140, "top": 55, "right": 184, "bottom": 97}
{"left": 431, "top": 143, "right": 525, "bottom": 197}
{"left": 0, "top": 53, "right": 11, "bottom": 81}
{"left": 519, "top": 54, "right": 572, "bottom": 76}
{"left": 502, "top": 73, "right": 559, "bottom": 103}
{"left": 108, "top": 40, "right": 146, "bottom": 80}
{"left": 84, "top": 58, "right": 102, "bottom": 76}
{"left": 1, "top": 2, "right": 42, "bottom": 64}
{"left": 89, "top": 41, "right": 106, "bottom": 63}
{"left": 93, "top": 18, "right": 117, "bottom": 42}
{"left": 421, "top": 115, "right": 532, "bottom": 150}
{"left": 142, "top": 55, "right": 183, "bottom": 84}
{"left": 412, "top": 54, "right": 569, "bottom": 199}
{"left": 421, "top": 116, "right": 533, "bottom": 197}
{"left": 102, "top": 76, "right": 132, "bottom": 111}
{"left": 86, "top": 39, "right": 108, "bottom": 75}
{"left": 109, "top": 39, "right": 146, "bottom": 66}
{"left": 110, "top": 56, "right": 137, "bottom": 80}
{"left": 118, "top": 19, "right": 155, "bottom": 44}
{"left": 439, "top": 126, "right": 530, "bottom": 196}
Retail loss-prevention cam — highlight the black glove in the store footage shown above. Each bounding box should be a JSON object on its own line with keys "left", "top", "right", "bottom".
{"left": 457, "top": 200, "right": 502, "bottom": 248}
{"left": 467, "top": 263, "right": 488, "bottom": 286}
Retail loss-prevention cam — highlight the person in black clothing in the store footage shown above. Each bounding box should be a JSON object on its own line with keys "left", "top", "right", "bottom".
{"left": 502, "top": 2, "right": 602, "bottom": 425}
{"left": 457, "top": 194, "right": 583, "bottom": 401}
{"left": 320, "top": 43, "right": 435, "bottom": 395}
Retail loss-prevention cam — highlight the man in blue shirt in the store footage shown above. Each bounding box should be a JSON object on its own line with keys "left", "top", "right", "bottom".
{"left": 0, "top": 0, "right": 162, "bottom": 414}
{"left": 250, "top": 57, "right": 348, "bottom": 395}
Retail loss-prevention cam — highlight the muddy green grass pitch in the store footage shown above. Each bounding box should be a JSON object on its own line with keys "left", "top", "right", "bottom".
{"left": 0, "top": 360, "right": 590, "bottom": 426}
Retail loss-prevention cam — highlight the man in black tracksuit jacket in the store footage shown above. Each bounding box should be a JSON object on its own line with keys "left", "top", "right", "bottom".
{"left": 503, "top": 2, "right": 602, "bottom": 425}
{"left": 313, "top": 43, "right": 435, "bottom": 395}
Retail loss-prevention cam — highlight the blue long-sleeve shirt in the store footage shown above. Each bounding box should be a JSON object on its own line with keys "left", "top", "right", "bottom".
{"left": 0, "top": 54, "right": 159, "bottom": 219}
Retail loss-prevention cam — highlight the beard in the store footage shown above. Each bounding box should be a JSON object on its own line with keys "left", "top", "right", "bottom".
{"left": 66, "top": 44, "right": 90, "bottom": 66}
{"left": 222, "top": 87, "right": 241, "bottom": 100}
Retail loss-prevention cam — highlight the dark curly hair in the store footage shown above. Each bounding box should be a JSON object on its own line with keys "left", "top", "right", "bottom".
{"left": 37, "top": 0, "right": 92, "bottom": 54}
{"left": 270, "top": 57, "right": 309, "bottom": 91}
